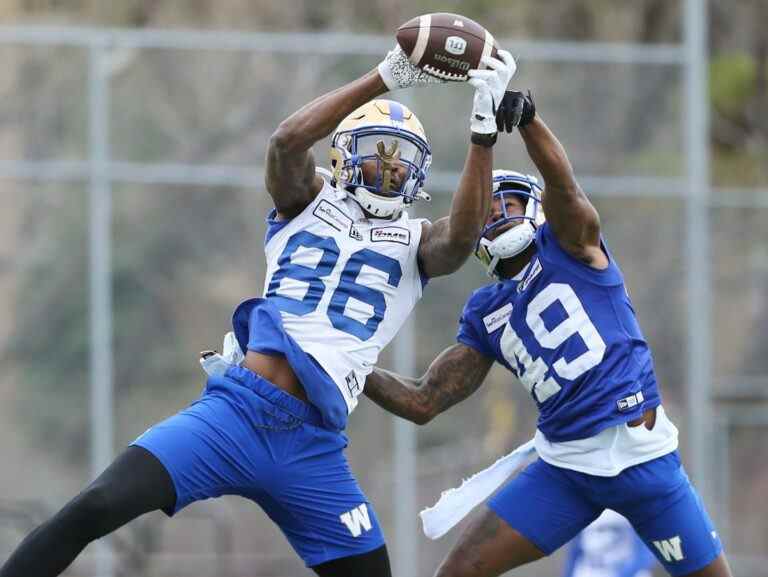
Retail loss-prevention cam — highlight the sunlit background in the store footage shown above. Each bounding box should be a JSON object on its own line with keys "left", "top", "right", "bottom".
{"left": 0, "top": 1, "right": 766, "bottom": 576}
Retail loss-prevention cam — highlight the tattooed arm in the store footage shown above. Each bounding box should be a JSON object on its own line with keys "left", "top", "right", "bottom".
{"left": 364, "top": 344, "right": 494, "bottom": 425}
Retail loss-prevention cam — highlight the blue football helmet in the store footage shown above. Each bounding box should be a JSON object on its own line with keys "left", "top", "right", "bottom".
{"left": 475, "top": 169, "right": 544, "bottom": 278}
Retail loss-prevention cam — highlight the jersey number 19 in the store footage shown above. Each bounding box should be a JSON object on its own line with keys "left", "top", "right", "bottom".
{"left": 501, "top": 283, "right": 606, "bottom": 403}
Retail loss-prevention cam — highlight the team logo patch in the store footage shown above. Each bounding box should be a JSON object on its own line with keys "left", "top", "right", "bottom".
{"left": 371, "top": 226, "right": 411, "bottom": 245}
{"left": 314, "top": 199, "right": 350, "bottom": 231}
{"left": 483, "top": 302, "right": 513, "bottom": 333}
{"left": 340, "top": 504, "right": 373, "bottom": 537}
{"left": 653, "top": 536, "right": 684, "bottom": 562}
{"left": 517, "top": 258, "right": 542, "bottom": 293}
{"left": 313, "top": 200, "right": 363, "bottom": 241}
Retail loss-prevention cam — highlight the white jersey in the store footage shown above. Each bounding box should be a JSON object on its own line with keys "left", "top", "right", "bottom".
{"left": 534, "top": 405, "right": 679, "bottom": 476}
{"left": 263, "top": 175, "right": 427, "bottom": 414}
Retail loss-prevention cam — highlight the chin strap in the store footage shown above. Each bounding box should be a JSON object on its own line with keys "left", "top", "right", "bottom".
{"left": 351, "top": 185, "right": 404, "bottom": 218}
{"left": 484, "top": 223, "right": 536, "bottom": 277}
{"left": 486, "top": 254, "right": 501, "bottom": 278}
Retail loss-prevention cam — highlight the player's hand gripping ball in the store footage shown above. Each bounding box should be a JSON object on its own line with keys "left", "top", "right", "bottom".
{"left": 396, "top": 13, "right": 500, "bottom": 82}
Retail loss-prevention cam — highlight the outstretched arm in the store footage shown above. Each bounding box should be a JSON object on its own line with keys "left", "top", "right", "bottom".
{"left": 519, "top": 114, "right": 607, "bottom": 267}
{"left": 266, "top": 45, "right": 449, "bottom": 220}
{"left": 417, "top": 143, "right": 493, "bottom": 277}
{"left": 495, "top": 90, "right": 607, "bottom": 268}
{"left": 364, "top": 344, "right": 494, "bottom": 424}
{"left": 417, "top": 51, "right": 517, "bottom": 278}
{"left": 266, "top": 70, "right": 387, "bottom": 219}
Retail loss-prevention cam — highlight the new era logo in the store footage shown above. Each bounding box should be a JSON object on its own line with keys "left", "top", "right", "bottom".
{"left": 349, "top": 225, "right": 363, "bottom": 241}
{"left": 616, "top": 391, "right": 644, "bottom": 412}
{"left": 345, "top": 370, "right": 362, "bottom": 397}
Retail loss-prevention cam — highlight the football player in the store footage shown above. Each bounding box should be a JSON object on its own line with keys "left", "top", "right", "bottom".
{"left": 363, "top": 90, "right": 733, "bottom": 577}
{"left": 0, "top": 48, "right": 516, "bottom": 577}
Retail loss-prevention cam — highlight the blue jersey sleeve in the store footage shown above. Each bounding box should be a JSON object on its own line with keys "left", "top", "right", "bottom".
{"left": 456, "top": 288, "right": 497, "bottom": 359}
{"left": 536, "top": 223, "right": 624, "bottom": 286}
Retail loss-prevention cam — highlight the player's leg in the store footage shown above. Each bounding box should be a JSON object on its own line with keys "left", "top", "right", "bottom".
{"left": 434, "top": 458, "right": 602, "bottom": 577}
{"left": 2, "top": 366, "right": 308, "bottom": 577}
{"left": 258, "top": 422, "right": 390, "bottom": 575}
{"left": 312, "top": 545, "right": 391, "bottom": 577}
{"left": 240, "top": 389, "right": 389, "bottom": 575}
{"left": 433, "top": 506, "right": 545, "bottom": 577}
{"left": 610, "top": 451, "right": 730, "bottom": 577}
{"left": 0, "top": 445, "right": 175, "bottom": 577}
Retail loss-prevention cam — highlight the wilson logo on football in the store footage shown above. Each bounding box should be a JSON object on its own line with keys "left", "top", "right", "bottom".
{"left": 434, "top": 53, "right": 470, "bottom": 71}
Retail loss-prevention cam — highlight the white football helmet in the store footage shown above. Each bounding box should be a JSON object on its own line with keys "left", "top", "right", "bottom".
{"left": 330, "top": 99, "right": 432, "bottom": 218}
{"left": 475, "top": 169, "right": 545, "bottom": 279}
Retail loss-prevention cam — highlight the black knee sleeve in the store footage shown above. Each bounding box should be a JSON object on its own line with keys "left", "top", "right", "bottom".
{"left": 0, "top": 446, "right": 176, "bottom": 577}
{"left": 312, "top": 545, "right": 392, "bottom": 577}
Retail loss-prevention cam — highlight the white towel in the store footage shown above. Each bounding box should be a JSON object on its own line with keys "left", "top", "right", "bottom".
{"left": 199, "top": 331, "right": 245, "bottom": 376}
{"left": 419, "top": 438, "right": 536, "bottom": 540}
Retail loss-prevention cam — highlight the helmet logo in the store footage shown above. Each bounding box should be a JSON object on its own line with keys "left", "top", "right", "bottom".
{"left": 376, "top": 139, "right": 401, "bottom": 194}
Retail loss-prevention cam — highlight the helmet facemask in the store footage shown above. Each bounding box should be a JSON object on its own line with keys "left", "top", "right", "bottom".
{"left": 330, "top": 100, "right": 432, "bottom": 219}
{"left": 475, "top": 171, "right": 544, "bottom": 279}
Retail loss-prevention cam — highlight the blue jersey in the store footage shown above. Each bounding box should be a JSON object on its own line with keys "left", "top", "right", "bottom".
{"left": 457, "top": 223, "right": 661, "bottom": 442}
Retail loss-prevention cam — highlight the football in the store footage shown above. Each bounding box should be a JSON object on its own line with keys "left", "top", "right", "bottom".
{"left": 396, "top": 13, "right": 499, "bottom": 82}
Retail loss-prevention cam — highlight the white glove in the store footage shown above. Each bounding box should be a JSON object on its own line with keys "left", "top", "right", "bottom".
{"left": 199, "top": 331, "right": 244, "bottom": 376}
{"left": 468, "top": 50, "right": 517, "bottom": 134}
{"left": 377, "top": 45, "right": 446, "bottom": 91}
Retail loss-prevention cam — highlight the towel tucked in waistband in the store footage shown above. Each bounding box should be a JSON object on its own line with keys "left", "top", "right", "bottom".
{"left": 419, "top": 438, "right": 536, "bottom": 540}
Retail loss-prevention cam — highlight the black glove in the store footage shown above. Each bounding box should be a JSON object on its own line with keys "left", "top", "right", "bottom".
{"left": 495, "top": 90, "right": 536, "bottom": 133}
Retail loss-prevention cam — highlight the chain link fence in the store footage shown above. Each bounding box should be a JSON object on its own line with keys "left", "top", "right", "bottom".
{"left": 0, "top": 21, "right": 765, "bottom": 577}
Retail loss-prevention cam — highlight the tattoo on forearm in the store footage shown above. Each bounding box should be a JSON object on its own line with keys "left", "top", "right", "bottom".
{"left": 424, "top": 345, "right": 493, "bottom": 414}
{"left": 364, "top": 370, "right": 424, "bottom": 421}
{"left": 365, "top": 345, "right": 493, "bottom": 422}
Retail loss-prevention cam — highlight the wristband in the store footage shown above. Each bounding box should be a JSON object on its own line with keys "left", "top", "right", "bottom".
{"left": 471, "top": 131, "right": 498, "bottom": 147}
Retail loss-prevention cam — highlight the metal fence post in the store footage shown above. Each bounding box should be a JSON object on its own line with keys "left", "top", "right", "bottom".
{"left": 683, "top": 0, "right": 713, "bottom": 504}
{"left": 88, "top": 37, "right": 115, "bottom": 577}
{"left": 393, "top": 318, "right": 417, "bottom": 577}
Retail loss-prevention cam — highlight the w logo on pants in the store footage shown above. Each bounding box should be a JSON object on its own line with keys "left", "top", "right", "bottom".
{"left": 653, "top": 536, "right": 685, "bottom": 562}
{"left": 340, "top": 504, "right": 372, "bottom": 537}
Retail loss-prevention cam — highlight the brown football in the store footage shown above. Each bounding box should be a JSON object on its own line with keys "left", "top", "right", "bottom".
{"left": 396, "top": 13, "right": 499, "bottom": 82}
